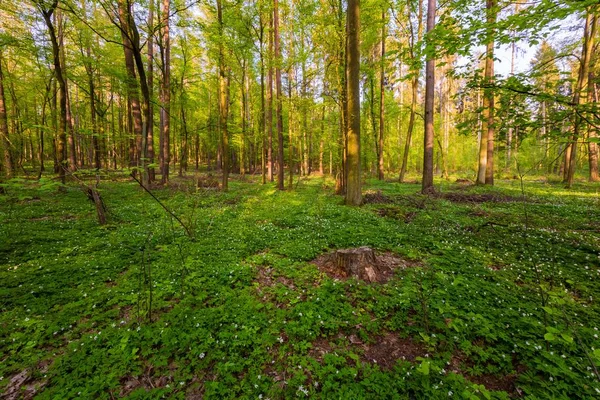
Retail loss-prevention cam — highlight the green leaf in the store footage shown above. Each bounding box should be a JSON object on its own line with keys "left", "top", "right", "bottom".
{"left": 417, "top": 360, "right": 430, "bottom": 375}
{"left": 560, "top": 333, "right": 573, "bottom": 344}
{"left": 544, "top": 332, "right": 556, "bottom": 341}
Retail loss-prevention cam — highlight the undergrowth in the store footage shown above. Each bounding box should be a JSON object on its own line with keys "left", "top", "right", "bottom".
{"left": 1, "top": 174, "right": 599, "bottom": 399}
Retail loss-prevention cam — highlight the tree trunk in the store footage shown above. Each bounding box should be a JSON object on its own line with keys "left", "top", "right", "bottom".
{"left": 422, "top": 0, "right": 435, "bottom": 194}
{"left": 378, "top": 8, "right": 386, "bottom": 181}
{"left": 477, "top": 0, "right": 496, "bottom": 185}
{"left": 0, "top": 51, "right": 14, "bottom": 178}
{"left": 41, "top": 2, "right": 67, "bottom": 184}
{"left": 147, "top": 0, "right": 155, "bottom": 181}
{"left": 160, "top": 0, "right": 171, "bottom": 184}
{"left": 566, "top": 11, "right": 596, "bottom": 187}
{"left": 217, "top": 0, "right": 229, "bottom": 191}
{"left": 259, "top": 13, "right": 267, "bottom": 184}
{"left": 345, "top": 0, "right": 361, "bottom": 205}
{"left": 399, "top": 0, "right": 422, "bottom": 183}
{"left": 589, "top": 79, "right": 599, "bottom": 181}
{"left": 274, "top": 0, "right": 285, "bottom": 190}
{"left": 118, "top": 1, "right": 143, "bottom": 173}
{"left": 267, "top": 14, "right": 274, "bottom": 182}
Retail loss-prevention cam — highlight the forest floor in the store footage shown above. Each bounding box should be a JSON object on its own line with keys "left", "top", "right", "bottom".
{"left": 1, "top": 173, "right": 600, "bottom": 399}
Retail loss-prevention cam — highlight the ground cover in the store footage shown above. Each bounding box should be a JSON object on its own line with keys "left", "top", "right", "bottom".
{"left": 1, "top": 174, "right": 599, "bottom": 399}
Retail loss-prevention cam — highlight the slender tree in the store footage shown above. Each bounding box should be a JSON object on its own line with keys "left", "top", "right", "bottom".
{"left": 566, "top": 9, "right": 597, "bottom": 187}
{"left": 160, "top": 0, "right": 171, "bottom": 184}
{"left": 378, "top": 6, "right": 386, "bottom": 181}
{"left": 217, "top": 0, "right": 230, "bottom": 190}
{"left": 274, "top": 0, "right": 284, "bottom": 190}
{"left": 39, "top": 0, "right": 67, "bottom": 184}
{"left": 421, "top": 0, "right": 435, "bottom": 193}
{"left": 0, "top": 51, "right": 14, "bottom": 178}
{"left": 345, "top": 0, "right": 361, "bottom": 205}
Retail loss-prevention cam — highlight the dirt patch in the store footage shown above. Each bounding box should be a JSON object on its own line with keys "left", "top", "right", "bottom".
{"left": 455, "top": 178, "right": 473, "bottom": 184}
{"left": 254, "top": 267, "right": 296, "bottom": 290}
{"left": 2, "top": 368, "right": 47, "bottom": 400}
{"left": 377, "top": 207, "right": 417, "bottom": 223}
{"left": 119, "top": 362, "right": 177, "bottom": 397}
{"left": 306, "top": 331, "right": 427, "bottom": 371}
{"left": 363, "top": 190, "right": 394, "bottom": 204}
{"left": 450, "top": 351, "right": 525, "bottom": 397}
{"left": 435, "top": 192, "right": 521, "bottom": 204}
{"left": 468, "top": 373, "right": 522, "bottom": 396}
{"left": 363, "top": 332, "right": 427, "bottom": 369}
{"left": 312, "top": 248, "right": 420, "bottom": 283}
{"left": 28, "top": 216, "right": 50, "bottom": 222}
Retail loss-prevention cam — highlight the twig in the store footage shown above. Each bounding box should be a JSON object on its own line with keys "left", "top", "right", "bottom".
{"left": 130, "top": 172, "right": 193, "bottom": 239}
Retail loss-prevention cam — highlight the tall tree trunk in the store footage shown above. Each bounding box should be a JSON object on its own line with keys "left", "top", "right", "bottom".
{"left": 41, "top": 2, "right": 67, "bottom": 184}
{"left": 118, "top": 1, "right": 143, "bottom": 173}
{"left": 56, "top": 10, "right": 77, "bottom": 171}
{"left": 319, "top": 104, "right": 325, "bottom": 174}
{"left": 259, "top": 13, "right": 267, "bottom": 184}
{"left": 267, "top": 14, "right": 274, "bottom": 182}
{"left": 0, "top": 51, "right": 14, "bottom": 178}
{"left": 345, "top": 0, "right": 361, "bottom": 205}
{"left": 240, "top": 61, "right": 247, "bottom": 179}
{"left": 147, "top": 0, "right": 155, "bottom": 181}
{"left": 589, "top": 78, "right": 599, "bottom": 181}
{"left": 217, "top": 0, "right": 229, "bottom": 190}
{"left": 274, "top": 0, "right": 284, "bottom": 190}
{"left": 477, "top": 0, "right": 496, "bottom": 185}
{"left": 566, "top": 10, "right": 596, "bottom": 187}
{"left": 399, "top": 0, "right": 422, "bottom": 183}
{"left": 422, "top": 0, "right": 435, "bottom": 193}
{"left": 378, "top": 7, "right": 386, "bottom": 181}
{"left": 81, "top": 0, "right": 100, "bottom": 170}
{"left": 160, "top": 0, "right": 171, "bottom": 184}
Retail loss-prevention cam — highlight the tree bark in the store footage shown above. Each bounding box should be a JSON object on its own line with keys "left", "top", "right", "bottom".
{"left": 477, "top": 0, "right": 496, "bottom": 185}
{"left": 589, "top": 78, "right": 599, "bottom": 181}
{"left": 0, "top": 51, "right": 14, "bottom": 178}
{"left": 41, "top": 1, "right": 67, "bottom": 184}
{"left": 399, "top": 0, "right": 422, "bottom": 183}
{"left": 147, "top": 0, "right": 155, "bottom": 181}
{"left": 566, "top": 10, "right": 596, "bottom": 187}
{"left": 345, "top": 0, "right": 361, "bottom": 205}
{"left": 217, "top": 0, "right": 230, "bottom": 191}
{"left": 274, "top": 0, "right": 285, "bottom": 190}
{"left": 422, "top": 0, "right": 435, "bottom": 194}
{"left": 160, "top": 0, "right": 171, "bottom": 184}
{"left": 378, "top": 8, "right": 386, "bottom": 181}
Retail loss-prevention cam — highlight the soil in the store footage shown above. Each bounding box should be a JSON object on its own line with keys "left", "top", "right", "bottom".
{"left": 362, "top": 332, "right": 427, "bottom": 369}
{"left": 308, "top": 331, "right": 427, "bottom": 371}
{"left": 434, "top": 192, "right": 522, "bottom": 204}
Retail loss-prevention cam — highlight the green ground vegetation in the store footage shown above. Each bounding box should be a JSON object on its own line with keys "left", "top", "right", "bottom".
{"left": 1, "top": 174, "right": 600, "bottom": 399}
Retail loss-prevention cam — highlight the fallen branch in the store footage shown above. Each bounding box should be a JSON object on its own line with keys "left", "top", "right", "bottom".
{"left": 130, "top": 172, "right": 193, "bottom": 239}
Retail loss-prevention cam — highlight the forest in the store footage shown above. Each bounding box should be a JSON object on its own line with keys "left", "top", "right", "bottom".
{"left": 1, "top": 0, "right": 600, "bottom": 398}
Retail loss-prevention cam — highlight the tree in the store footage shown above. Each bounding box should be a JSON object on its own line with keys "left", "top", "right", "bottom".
{"left": 38, "top": 0, "right": 67, "bottom": 184}
{"left": 0, "top": 51, "right": 14, "bottom": 177}
{"left": 159, "top": 0, "right": 171, "bottom": 184}
{"left": 274, "top": 0, "right": 284, "bottom": 190}
{"left": 217, "top": 0, "right": 230, "bottom": 190}
{"left": 421, "top": 0, "right": 435, "bottom": 193}
{"left": 345, "top": 0, "right": 361, "bottom": 205}
{"left": 399, "top": 0, "right": 423, "bottom": 184}
{"left": 378, "top": 6, "right": 386, "bottom": 181}
{"left": 476, "top": 0, "right": 496, "bottom": 186}
{"left": 565, "top": 8, "right": 597, "bottom": 187}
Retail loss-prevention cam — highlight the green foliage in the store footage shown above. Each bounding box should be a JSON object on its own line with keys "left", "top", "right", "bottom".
{"left": 1, "top": 176, "right": 600, "bottom": 398}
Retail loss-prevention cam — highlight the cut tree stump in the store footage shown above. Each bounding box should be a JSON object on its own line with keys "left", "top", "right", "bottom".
{"left": 334, "top": 247, "right": 382, "bottom": 283}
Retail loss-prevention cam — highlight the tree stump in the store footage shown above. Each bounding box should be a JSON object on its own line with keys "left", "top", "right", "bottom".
{"left": 334, "top": 247, "right": 381, "bottom": 283}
